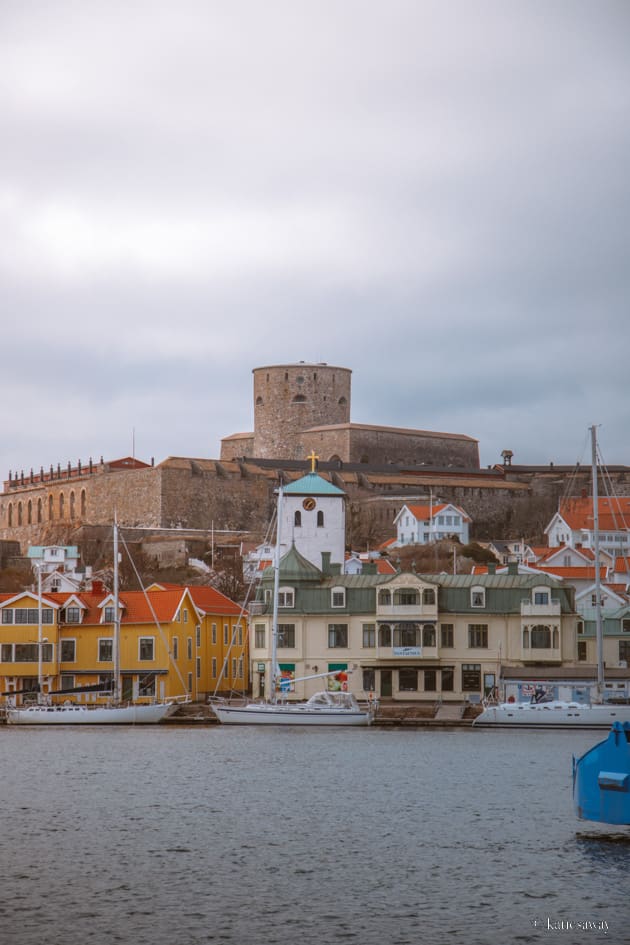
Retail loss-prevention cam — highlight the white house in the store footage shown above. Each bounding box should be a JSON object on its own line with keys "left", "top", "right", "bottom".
{"left": 545, "top": 495, "right": 630, "bottom": 559}
{"left": 393, "top": 502, "right": 471, "bottom": 546}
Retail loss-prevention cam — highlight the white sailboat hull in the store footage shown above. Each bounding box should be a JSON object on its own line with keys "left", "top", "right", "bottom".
{"left": 211, "top": 702, "right": 372, "bottom": 726}
{"left": 473, "top": 701, "right": 630, "bottom": 729}
{"left": 6, "top": 702, "right": 179, "bottom": 725}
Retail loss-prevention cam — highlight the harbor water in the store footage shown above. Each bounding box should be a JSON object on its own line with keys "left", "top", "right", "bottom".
{"left": 1, "top": 726, "right": 628, "bottom": 945}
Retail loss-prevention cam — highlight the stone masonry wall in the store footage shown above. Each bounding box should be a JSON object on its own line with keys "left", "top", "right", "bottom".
{"left": 3, "top": 457, "right": 630, "bottom": 559}
{"left": 252, "top": 363, "right": 352, "bottom": 459}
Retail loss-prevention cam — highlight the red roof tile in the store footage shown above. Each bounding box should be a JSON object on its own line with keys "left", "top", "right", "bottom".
{"left": 559, "top": 496, "right": 630, "bottom": 531}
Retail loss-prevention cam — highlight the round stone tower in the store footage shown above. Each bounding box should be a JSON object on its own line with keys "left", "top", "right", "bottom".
{"left": 252, "top": 363, "right": 352, "bottom": 459}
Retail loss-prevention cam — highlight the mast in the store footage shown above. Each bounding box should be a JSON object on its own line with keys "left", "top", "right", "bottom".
{"left": 591, "top": 425, "right": 605, "bottom": 700}
{"left": 269, "top": 481, "right": 284, "bottom": 702}
{"left": 37, "top": 563, "right": 43, "bottom": 704}
{"left": 113, "top": 519, "right": 121, "bottom": 705}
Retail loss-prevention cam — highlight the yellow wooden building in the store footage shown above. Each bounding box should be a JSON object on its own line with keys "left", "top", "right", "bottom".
{"left": 0, "top": 583, "right": 248, "bottom": 706}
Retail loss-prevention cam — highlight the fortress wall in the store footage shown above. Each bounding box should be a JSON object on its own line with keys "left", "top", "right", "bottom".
{"left": 343, "top": 428, "right": 479, "bottom": 467}
{"left": 159, "top": 462, "right": 272, "bottom": 533}
{"left": 3, "top": 458, "right": 630, "bottom": 559}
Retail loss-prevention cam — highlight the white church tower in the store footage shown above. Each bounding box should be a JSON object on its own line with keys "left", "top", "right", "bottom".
{"left": 279, "top": 452, "right": 346, "bottom": 571}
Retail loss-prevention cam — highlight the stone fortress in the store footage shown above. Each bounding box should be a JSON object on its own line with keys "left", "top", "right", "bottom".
{"left": 1, "top": 362, "right": 629, "bottom": 563}
{"left": 220, "top": 362, "right": 479, "bottom": 467}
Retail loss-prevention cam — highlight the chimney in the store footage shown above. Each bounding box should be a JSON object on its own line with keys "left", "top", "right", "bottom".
{"left": 507, "top": 561, "right": 518, "bottom": 575}
{"left": 487, "top": 562, "right": 496, "bottom": 575}
{"left": 321, "top": 552, "right": 331, "bottom": 575}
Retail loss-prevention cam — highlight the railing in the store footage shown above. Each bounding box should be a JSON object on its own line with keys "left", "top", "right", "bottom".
{"left": 521, "top": 647, "right": 562, "bottom": 662}
{"left": 520, "top": 599, "right": 561, "bottom": 616}
{"left": 248, "top": 602, "right": 267, "bottom": 615}
{"left": 377, "top": 605, "right": 438, "bottom": 618}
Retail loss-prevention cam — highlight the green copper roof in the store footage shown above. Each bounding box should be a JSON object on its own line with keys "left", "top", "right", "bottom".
{"left": 283, "top": 472, "right": 345, "bottom": 496}
{"left": 262, "top": 544, "right": 323, "bottom": 582}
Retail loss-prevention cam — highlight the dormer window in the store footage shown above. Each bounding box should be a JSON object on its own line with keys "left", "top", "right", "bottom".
{"left": 378, "top": 589, "right": 391, "bottom": 606}
{"left": 331, "top": 587, "right": 346, "bottom": 608}
{"left": 534, "top": 590, "right": 549, "bottom": 605}
{"left": 63, "top": 606, "right": 81, "bottom": 624}
{"left": 471, "top": 587, "right": 485, "bottom": 608}
{"left": 278, "top": 588, "right": 294, "bottom": 608}
{"left": 104, "top": 606, "right": 116, "bottom": 622}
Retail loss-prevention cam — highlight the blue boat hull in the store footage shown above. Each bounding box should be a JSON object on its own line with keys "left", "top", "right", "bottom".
{"left": 573, "top": 722, "right": 630, "bottom": 825}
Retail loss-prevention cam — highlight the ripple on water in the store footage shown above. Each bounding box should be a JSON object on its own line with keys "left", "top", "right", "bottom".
{"left": 1, "top": 727, "right": 629, "bottom": 944}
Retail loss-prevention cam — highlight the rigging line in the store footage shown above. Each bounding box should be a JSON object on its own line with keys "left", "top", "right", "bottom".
{"left": 118, "top": 529, "right": 189, "bottom": 697}
{"left": 211, "top": 500, "right": 279, "bottom": 699}
{"left": 558, "top": 429, "right": 591, "bottom": 511}
{"left": 596, "top": 441, "right": 630, "bottom": 578}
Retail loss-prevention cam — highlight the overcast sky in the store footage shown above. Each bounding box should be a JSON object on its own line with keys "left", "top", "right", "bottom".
{"left": 1, "top": 0, "right": 628, "bottom": 483}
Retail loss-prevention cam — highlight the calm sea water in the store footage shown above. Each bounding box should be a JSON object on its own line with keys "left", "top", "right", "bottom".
{"left": 1, "top": 725, "right": 628, "bottom": 945}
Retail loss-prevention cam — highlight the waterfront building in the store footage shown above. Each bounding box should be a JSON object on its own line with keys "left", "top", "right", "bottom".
{"left": 248, "top": 470, "right": 585, "bottom": 704}
{"left": 249, "top": 552, "right": 583, "bottom": 703}
{"left": 0, "top": 584, "right": 247, "bottom": 706}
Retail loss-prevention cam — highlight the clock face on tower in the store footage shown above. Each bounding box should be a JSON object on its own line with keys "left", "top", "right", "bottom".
{"left": 302, "top": 497, "right": 316, "bottom": 511}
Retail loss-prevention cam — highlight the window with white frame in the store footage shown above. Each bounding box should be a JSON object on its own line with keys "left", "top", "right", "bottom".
{"left": 328, "top": 624, "right": 348, "bottom": 648}
{"left": 173, "top": 636, "right": 179, "bottom": 659}
{"left": 331, "top": 587, "right": 346, "bottom": 608}
{"left": 471, "top": 587, "right": 485, "bottom": 608}
{"left": 254, "top": 624, "right": 265, "bottom": 648}
{"left": 98, "top": 638, "right": 113, "bottom": 661}
{"left": 468, "top": 624, "right": 488, "bottom": 648}
{"left": 139, "top": 637, "right": 155, "bottom": 661}
{"left": 138, "top": 673, "right": 155, "bottom": 698}
{"left": 278, "top": 588, "right": 294, "bottom": 608}
{"left": 187, "top": 637, "right": 193, "bottom": 659}
{"left": 277, "top": 624, "right": 295, "bottom": 648}
{"left": 63, "top": 606, "right": 81, "bottom": 623}
{"left": 60, "top": 639, "right": 76, "bottom": 662}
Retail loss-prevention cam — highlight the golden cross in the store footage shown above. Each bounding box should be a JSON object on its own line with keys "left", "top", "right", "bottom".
{"left": 307, "top": 450, "right": 319, "bottom": 473}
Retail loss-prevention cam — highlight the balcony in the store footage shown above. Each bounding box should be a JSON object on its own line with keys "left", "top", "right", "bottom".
{"left": 520, "top": 647, "right": 562, "bottom": 664}
{"left": 377, "top": 605, "right": 437, "bottom": 620}
{"left": 520, "top": 599, "right": 561, "bottom": 617}
{"left": 248, "top": 601, "right": 268, "bottom": 616}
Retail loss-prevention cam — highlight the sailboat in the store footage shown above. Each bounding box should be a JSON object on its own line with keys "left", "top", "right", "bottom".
{"left": 210, "top": 481, "right": 376, "bottom": 726}
{"left": 6, "top": 522, "right": 181, "bottom": 725}
{"left": 474, "top": 426, "right": 630, "bottom": 729}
